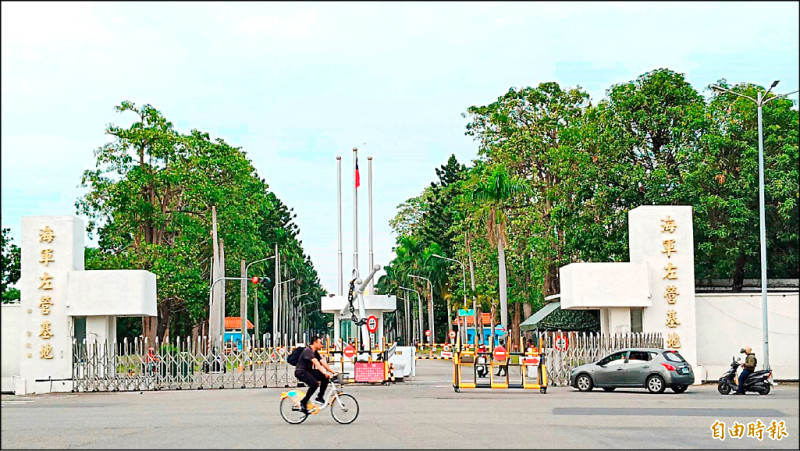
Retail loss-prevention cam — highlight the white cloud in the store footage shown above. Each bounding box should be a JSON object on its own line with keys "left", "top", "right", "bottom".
{"left": 235, "top": 10, "right": 322, "bottom": 37}
{"left": 0, "top": 2, "right": 113, "bottom": 51}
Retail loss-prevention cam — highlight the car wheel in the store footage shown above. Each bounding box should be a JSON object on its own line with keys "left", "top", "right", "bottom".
{"left": 671, "top": 384, "right": 688, "bottom": 394}
{"left": 717, "top": 380, "right": 731, "bottom": 395}
{"left": 758, "top": 384, "right": 771, "bottom": 395}
{"left": 646, "top": 375, "right": 666, "bottom": 394}
{"left": 602, "top": 387, "right": 616, "bottom": 392}
{"left": 576, "top": 374, "right": 593, "bottom": 392}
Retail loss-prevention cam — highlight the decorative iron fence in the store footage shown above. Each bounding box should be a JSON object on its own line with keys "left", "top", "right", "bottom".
{"left": 72, "top": 337, "right": 298, "bottom": 392}
{"left": 537, "top": 331, "right": 664, "bottom": 387}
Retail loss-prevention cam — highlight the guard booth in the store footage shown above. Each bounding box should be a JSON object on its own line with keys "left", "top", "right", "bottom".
{"left": 452, "top": 334, "right": 547, "bottom": 393}
{"left": 324, "top": 338, "right": 399, "bottom": 385}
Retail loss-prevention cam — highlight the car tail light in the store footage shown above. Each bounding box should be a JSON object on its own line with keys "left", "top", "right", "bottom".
{"left": 661, "top": 363, "right": 676, "bottom": 371}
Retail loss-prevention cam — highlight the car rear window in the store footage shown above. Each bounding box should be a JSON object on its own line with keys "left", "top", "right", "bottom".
{"left": 663, "top": 351, "right": 686, "bottom": 363}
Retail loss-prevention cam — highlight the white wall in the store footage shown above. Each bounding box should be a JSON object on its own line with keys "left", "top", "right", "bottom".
{"left": 696, "top": 292, "right": 799, "bottom": 381}
{"left": 66, "top": 270, "right": 156, "bottom": 317}
{"left": 629, "top": 206, "right": 699, "bottom": 374}
{"left": 560, "top": 263, "right": 652, "bottom": 309}
{"left": 19, "top": 216, "right": 84, "bottom": 394}
{"left": 1, "top": 304, "right": 21, "bottom": 392}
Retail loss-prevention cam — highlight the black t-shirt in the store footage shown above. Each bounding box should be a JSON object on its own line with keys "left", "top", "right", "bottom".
{"left": 296, "top": 347, "right": 322, "bottom": 372}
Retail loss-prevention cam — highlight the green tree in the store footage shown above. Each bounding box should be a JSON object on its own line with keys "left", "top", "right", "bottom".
{"left": 78, "top": 101, "right": 325, "bottom": 341}
{"left": 1, "top": 228, "right": 21, "bottom": 303}
{"left": 466, "top": 164, "right": 526, "bottom": 331}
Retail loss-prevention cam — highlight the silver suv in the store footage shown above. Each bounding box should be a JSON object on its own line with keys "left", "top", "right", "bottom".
{"left": 569, "top": 348, "right": 694, "bottom": 394}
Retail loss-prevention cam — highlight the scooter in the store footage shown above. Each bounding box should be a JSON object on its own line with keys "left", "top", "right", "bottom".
{"left": 717, "top": 356, "right": 773, "bottom": 395}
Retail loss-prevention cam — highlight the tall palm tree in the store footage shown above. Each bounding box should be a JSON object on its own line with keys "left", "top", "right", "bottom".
{"left": 468, "top": 165, "right": 526, "bottom": 330}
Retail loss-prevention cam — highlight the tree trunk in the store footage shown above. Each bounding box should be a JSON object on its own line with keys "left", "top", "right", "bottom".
{"left": 512, "top": 303, "right": 521, "bottom": 350}
{"left": 497, "top": 224, "right": 509, "bottom": 330}
{"left": 522, "top": 302, "right": 533, "bottom": 342}
{"left": 490, "top": 302, "right": 496, "bottom": 346}
{"left": 466, "top": 232, "right": 480, "bottom": 343}
{"left": 142, "top": 316, "right": 157, "bottom": 344}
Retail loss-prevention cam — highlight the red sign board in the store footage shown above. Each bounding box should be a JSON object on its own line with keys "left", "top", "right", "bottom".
{"left": 343, "top": 345, "right": 356, "bottom": 358}
{"left": 523, "top": 355, "right": 541, "bottom": 366}
{"left": 554, "top": 334, "right": 569, "bottom": 351}
{"left": 366, "top": 316, "right": 378, "bottom": 333}
{"left": 425, "top": 330, "right": 431, "bottom": 337}
{"left": 449, "top": 330, "right": 456, "bottom": 339}
{"left": 493, "top": 346, "right": 508, "bottom": 361}
{"left": 354, "top": 362, "right": 384, "bottom": 383}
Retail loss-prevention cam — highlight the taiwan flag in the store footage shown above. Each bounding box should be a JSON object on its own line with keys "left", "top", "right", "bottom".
{"left": 355, "top": 157, "right": 361, "bottom": 188}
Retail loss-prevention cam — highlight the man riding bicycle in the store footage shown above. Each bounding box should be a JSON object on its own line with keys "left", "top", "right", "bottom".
{"left": 295, "top": 336, "right": 337, "bottom": 414}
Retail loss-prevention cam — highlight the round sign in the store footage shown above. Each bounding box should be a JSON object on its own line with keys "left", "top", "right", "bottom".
{"left": 554, "top": 334, "right": 569, "bottom": 351}
{"left": 448, "top": 330, "right": 456, "bottom": 339}
{"left": 443, "top": 345, "right": 451, "bottom": 352}
{"left": 366, "top": 316, "right": 378, "bottom": 333}
{"left": 493, "top": 346, "right": 508, "bottom": 361}
{"left": 425, "top": 330, "right": 431, "bottom": 337}
{"left": 343, "top": 345, "right": 356, "bottom": 358}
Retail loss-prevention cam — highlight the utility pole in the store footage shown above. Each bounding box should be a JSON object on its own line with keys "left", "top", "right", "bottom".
{"left": 240, "top": 260, "right": 246, "bottom": 349}
{"left": 710, "top": 82, "right": 798, "bottom": 372}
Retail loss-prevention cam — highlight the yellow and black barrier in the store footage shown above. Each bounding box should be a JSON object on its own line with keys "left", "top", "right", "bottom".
{"left": 451, "top": 335, "right": 547, "bottom": 393}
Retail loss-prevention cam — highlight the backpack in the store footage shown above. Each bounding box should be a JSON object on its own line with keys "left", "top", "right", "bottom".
{"left": 287, "top": 346, "right": 305, "bottom": 366}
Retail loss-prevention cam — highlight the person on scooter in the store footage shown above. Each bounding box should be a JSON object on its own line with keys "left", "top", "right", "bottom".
{"left": 735, "top": 346, "right": 757, "bottom": 395}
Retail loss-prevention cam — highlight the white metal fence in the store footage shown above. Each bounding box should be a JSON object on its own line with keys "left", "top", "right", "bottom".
{"left": 538, "top": 331, "right": 664, "bottom": 386}
{"left": 72, "top": 336, "right": 298, "bottom": 392}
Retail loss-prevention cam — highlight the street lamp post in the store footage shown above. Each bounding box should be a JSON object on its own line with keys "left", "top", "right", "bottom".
{"left": 245, "top": 256, "right": 275, "bottom": 348}
{"left": 291, "top": 292, "right": 308, "bottom": 345}
{"left": 410, "top": 274, "right": 434, "bottom": 344}
{"left": 208, "top": 276, "right": 269, "bottom": 348}
{"left": 432, "top": 254, "right": 473, "bottom": 346}
{"left": 272, "top": 278, "right": 295, "bottom": 346}
{"left": 399, "top": 286, "right": 422, "bottom": 345}
{"left": 397, "top": 293, "right": 411, "bottom": 344}
{"left": 299, "top": 298, "right": 315, "bottom": 343}
{"left": 710, "top": 81, "right": 798, "bottom": 372}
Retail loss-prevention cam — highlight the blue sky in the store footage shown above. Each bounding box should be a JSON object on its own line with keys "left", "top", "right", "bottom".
{"left": 2, "top": 2, "right": 798, "bottom": 292}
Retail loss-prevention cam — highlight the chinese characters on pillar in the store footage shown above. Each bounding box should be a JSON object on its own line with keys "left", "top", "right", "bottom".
{"left": 660, "top": 216, "right": 681, "bottom": 348}
{"left": 36, "top": 226, "right": 56, "bottom": 359}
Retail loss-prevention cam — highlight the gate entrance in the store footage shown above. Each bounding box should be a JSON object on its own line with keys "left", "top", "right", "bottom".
{"left": 72, "top": 337, "right": 297, "bottom": 392}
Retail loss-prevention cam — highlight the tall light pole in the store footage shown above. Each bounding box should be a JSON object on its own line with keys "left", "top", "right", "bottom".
{"left": 291, "top": 292, "right": 308, "bottom": 345}
{"left": 410, "top": 274, "right": 434, "bottom": 344}
{"left": 399, "top": 286, "right": 422, "bottom": 344}
{"left": 299, "top": 298, "right": 315, "bottom": 342}
{"left": 272, "top": 278, "right": 295, "bottom": 346}
{"left": 245, "top": 256, "right": 275, "bottom": 347}
{"left": 397, "top": 292, "right": 410, "bottom": 344}
{"left": 432, "top": 254, "right": 473, "bottom": 345}
{"left": 710, "top": 81, "right": 798, "bottom": 372}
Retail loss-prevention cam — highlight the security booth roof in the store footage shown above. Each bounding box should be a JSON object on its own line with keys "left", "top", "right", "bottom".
{"left": 520, "top": 302, "right": 600, "bottom": 332}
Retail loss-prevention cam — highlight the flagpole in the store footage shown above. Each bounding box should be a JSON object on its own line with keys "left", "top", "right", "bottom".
{"left": 368, "top": 156, "right": 374, "bottom": 294}
{"left": 353, "top": 148, "right": 359, "bottom": 342}
{"left": 353, "top": 148, "right": 359, "bottom": 275}
{"left": 337, "top": 156, "right": 343, "bottom": 296}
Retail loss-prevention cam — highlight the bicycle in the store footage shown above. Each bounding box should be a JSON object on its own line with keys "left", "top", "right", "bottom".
{"left": 279, "top": 373, "right": 359, "bottom": 424}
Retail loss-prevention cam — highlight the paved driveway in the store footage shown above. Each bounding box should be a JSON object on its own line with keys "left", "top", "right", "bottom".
{"left": 2, "top": 360, "right": 798, "bottom": 448}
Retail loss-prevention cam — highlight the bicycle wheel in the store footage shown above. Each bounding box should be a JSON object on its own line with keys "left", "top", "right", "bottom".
{"left": 279, "top": 397, "right": 308, "bottom": 424}
{"left": 330, "top": 393, "right": 359, "bottom": 424}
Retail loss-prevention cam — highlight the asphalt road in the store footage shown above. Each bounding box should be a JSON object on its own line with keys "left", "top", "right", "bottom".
{"left": 2, "top": 360, "right": 798, "bottom": 449}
